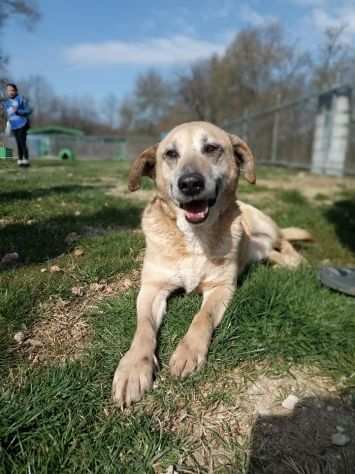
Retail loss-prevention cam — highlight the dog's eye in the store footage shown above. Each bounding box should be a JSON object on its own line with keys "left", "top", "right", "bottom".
{"left": 203, "top": 143, "right": 221, "bottom": 154}
{"left": 165, "top": 149, "right": 179, "bottom": 159}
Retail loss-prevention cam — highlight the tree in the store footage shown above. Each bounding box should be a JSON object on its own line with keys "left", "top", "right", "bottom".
{"left": 312, "top": 25, "right": 354, "bottom": 89}
{"left": 134, "top": 70, "right": 172, "bottom": 130}
{"left": 0, "top": 1, "right": 40, "bottom": 84}
{"left": 118, "top": 98, "right": 136, "bottom": 133}
{"left": 101, "top": 93, "right": 119, "bottom": 129}
{"left": 177, "top": 61, "right": 211, "bottom": 121}
{"left": 118, "top": 70, "right": 173, "bottom": 133}
{"left": 18, "top": 75, "right": 56, "bottom": 125}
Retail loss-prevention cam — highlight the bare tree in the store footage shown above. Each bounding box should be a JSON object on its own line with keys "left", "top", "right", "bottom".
{"left": 118, "top": 98, "right": 136, "bottom": 133}
{"left": 177, "top": 61, "right": 211, "bottom": 121}
{"left": 312, "top": 25, "right": 353, "bottom": 89}
{"left": 101, "top": 93, "right": 119, "bottom": 129}
{"left": 0, "top": 1, "right": 40, "bottom": 84}
{"left": 18, "top": 75, "right": 56, "bottom": 125}
{"left": 134, "top": 70, "right": 172, "bottom": 129}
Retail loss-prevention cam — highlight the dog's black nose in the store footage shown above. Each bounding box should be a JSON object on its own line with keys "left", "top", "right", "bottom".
{"left": 178, "top": 173, "right": 205, "bottom": 196}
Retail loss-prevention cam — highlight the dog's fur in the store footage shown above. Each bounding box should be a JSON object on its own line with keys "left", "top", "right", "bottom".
{"left": 112, "top": 121, "right": 311, "bottom": 407}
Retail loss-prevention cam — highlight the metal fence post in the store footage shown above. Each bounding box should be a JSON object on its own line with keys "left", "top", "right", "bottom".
{"left": 242, "top": 109, "right": 249, "bottom": 141}
{"left": 271, "top": 94, "right": 281, "bottom": 163}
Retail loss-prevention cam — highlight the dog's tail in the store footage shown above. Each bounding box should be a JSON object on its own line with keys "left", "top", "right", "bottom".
{"left": 282, "top": 227, "right": 313, "bottom": 242}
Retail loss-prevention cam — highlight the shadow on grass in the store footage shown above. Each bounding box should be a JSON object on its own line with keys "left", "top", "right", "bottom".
{"left": 325, "top": 197, "right": 355, "bottom": 254}
{"left": 247, "top": 395, "right": 355, "bottom": 474}
{"left": 0, "top": 185, "right": 96, "bottom": 203}
{"left": 0, "top": 204, "right": 142, "bottom": 268}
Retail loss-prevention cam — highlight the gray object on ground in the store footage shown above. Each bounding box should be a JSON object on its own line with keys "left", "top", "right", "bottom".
{"left": 319, "top": 266, "right": 355, "bottom": 296}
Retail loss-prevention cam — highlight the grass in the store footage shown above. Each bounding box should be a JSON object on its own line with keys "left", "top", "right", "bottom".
{"left": 1, "top": 160, "right": 355, "bottom": 473}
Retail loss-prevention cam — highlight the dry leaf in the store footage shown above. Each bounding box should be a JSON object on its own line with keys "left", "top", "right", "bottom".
{"left": 89, "top": 283, "right": 106, "bottom": 292}
{"left": 71, "top": 286, "right": 84, "bottom": 296}
{"left": 14, "top": 331, "right": 25, "bottom": 344}
{"left": 73, "top": 248, "right": 84, "bottom": 257}
{"left": 49, "top": 265, "right": 61, "bottom": 273}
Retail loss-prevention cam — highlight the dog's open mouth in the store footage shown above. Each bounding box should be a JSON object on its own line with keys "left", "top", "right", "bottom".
{"left": 180, "top": 196, "right": 217, "bottom": 224}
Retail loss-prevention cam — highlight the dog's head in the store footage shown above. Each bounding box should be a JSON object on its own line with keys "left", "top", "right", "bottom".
{"left": 128, "top": 121, "right": 255, "bottom": 225}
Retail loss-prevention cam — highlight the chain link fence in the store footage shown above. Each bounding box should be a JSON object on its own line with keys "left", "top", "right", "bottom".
{"left": 225, "top": 85, "right": 355, "bottom": 176}
{"left": 1, "top": 85, "right": 354, "bottom": 175}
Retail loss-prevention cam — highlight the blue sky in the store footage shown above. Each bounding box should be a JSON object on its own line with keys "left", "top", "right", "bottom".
{"left": 3, "top": 0, "right": 355, "bottom": 103}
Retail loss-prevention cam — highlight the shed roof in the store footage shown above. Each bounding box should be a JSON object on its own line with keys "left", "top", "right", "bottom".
{"left": 29, "top": 126, "right": 84, "bottom": 136}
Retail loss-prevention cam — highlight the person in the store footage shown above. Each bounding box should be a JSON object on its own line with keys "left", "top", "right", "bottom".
{"left": 2, "top": 83, "right": 32, "bottom": 167}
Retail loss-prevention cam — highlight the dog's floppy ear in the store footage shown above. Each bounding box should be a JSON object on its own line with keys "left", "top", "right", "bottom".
{"left": 229, "top": 134, "right": 256, "bottom": 184}
{"left": 128, "top": 144, "right": 158, "bottom": 192}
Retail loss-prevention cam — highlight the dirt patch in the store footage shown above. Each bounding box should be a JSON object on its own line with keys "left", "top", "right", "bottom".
{"left": 148, "top": 364, "right": 354, "bottom": 473}
{"left": 256, "top": 173, "right": 355, "bottom": 203}
{"left": 17, "top": 268, "right": 141, "bottom": 365}
{"left": 107, "top": 182, "right": 154, "bottom": 202}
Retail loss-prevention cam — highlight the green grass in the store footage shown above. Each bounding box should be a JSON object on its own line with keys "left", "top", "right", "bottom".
{"left": 1, "top": 160, "right": 355, "bottom": 473}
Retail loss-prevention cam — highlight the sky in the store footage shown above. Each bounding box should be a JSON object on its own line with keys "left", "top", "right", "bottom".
{"left": 3, "top": 0, "right": 355, "bottom": 104}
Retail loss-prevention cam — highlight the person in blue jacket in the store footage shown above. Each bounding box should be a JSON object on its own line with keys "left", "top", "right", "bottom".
{"left": 3, "top": 83, "right": 32, "bottom": 167}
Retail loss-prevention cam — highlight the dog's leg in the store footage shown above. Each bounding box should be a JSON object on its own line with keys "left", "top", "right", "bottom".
{"left": 169, "top": 285, "right": 234, "bottom": 378}
{"left": 112, "top": 283, "right": 172, "bottom": 407}
{"left": 268, "top": 239, "right": 305, "bottom": 268}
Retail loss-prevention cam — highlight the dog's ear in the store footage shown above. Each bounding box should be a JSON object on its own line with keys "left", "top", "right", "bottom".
{"left": 229, "top": 134, "right": 256, "bottom": 184}
{"left": 128, "top": 144, "right": 158, "bottom": 192}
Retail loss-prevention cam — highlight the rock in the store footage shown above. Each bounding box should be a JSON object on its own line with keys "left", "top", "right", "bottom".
{"left": 74, "top": 210, "right": 81, "bottom": 216}
{"left": 40, "top": 268, "right": 47, "bottom": 273}
{"left": 331, "top": 433, "right": 350, "bottom": 447}
{"left": 281, "top": 394, "right": 299, "bottom": 410}
{"left": 14, "top": 331, "right": 25, "bottom": 344}
{"left": 1, "top": 252, "right": 19, "bottom": 265}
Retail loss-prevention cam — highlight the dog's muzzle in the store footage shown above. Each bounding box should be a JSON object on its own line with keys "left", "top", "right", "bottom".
{"left": 177, "top": 173, "right": 219, "bottom": 224}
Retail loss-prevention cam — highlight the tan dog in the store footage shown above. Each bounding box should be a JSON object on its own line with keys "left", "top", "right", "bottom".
{"left": 112, "top": 121, "right": 311, "bottom": 407}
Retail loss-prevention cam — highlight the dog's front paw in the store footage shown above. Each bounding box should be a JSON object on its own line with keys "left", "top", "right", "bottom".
{"left": 169, "top": 338, "right": 207, "bottom": 378}
{"left": 112, "top": 351, "right": 157, "bottom": 407}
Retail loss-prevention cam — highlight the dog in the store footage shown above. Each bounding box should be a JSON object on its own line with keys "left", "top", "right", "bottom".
{"left": 112, "top": 121, "right": 311, "bottom": 407}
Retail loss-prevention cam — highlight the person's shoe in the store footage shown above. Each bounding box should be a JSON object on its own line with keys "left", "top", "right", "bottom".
{"left": 17, "top": 159, "right": 24, "bottom": 166}
{"left": 19, "top": 159, "right": 30, "bottom": 168}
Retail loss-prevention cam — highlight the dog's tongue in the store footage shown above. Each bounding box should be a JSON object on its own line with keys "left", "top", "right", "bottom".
{"left": 184, "top": 200, "right": 209, "bottom": 223}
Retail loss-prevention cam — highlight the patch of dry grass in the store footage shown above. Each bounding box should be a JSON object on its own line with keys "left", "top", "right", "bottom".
{"left": 16, "top": 267, "right": 141, "bottom": 365}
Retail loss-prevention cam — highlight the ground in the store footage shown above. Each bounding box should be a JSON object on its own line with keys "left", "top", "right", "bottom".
{"left": 1, "top": 160, "right": 355, "bottom": 474}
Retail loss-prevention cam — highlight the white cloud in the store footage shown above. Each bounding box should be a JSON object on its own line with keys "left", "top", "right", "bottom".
{"left": 240, "top": 5, "right": 277, "bottom": 27}
{"left": 65, "top": 36, "right": 227, "bottom": 66}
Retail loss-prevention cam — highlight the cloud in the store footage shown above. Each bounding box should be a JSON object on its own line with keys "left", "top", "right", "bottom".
{"left": 240, "top": 5, "right": 277, "bottom": 27}
{"left": 65, "top": 36, "right": 227, "bottom": 66}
